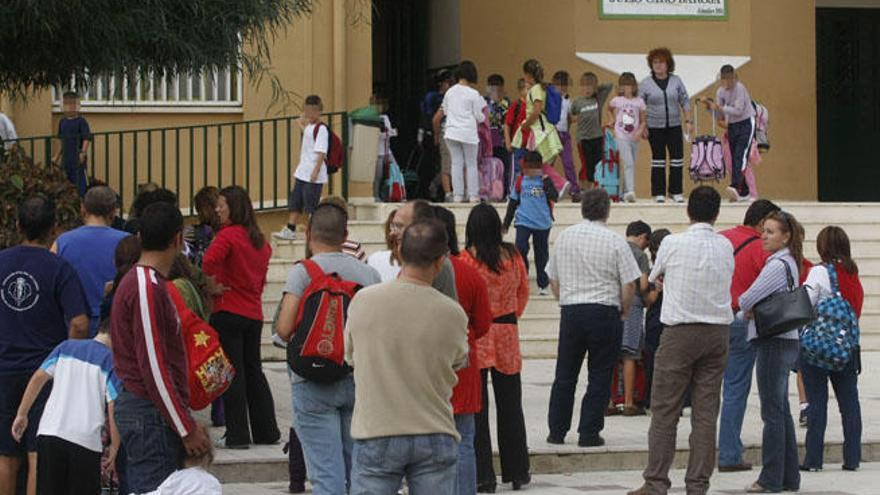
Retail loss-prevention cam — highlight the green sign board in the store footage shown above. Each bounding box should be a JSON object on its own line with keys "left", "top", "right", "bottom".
{"left": 600, "top": 0, "right": 728, "bottom": 20}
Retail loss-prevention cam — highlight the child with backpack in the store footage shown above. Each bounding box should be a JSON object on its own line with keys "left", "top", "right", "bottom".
{"left": 512, "top": 59, "right": 568, "bottom": 197}
{"left": 608, "top": 73, "right": 647, "bottom": 203}
{"left": 276, "top": 94, "right": 341, "bottom": 241}
{"left": 552, "top": 71, "right": 581, "bottom": 202}
{"left": 504, "top": 78, "right": 530, "bottom": 191}
{"left": 486, "top": 74, "right": 512, "bottom": 193}
{"left": 11, "top": 323, "right": 121, "bottom": 495}
{"left": 502, "top": 151, "right": 558, "bottom": 296}
{"left": 571, "top": 72, "right": 613, "bottom": 191}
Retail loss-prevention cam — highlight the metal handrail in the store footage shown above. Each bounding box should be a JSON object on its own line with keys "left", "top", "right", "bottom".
{"left": 4, "top": 112, "right": 350, "bottom": 215}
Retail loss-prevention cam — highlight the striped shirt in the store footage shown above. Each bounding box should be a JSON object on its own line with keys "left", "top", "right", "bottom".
{"left": 111, "top": 265, "right": 195, "bottom": 437}
{"left": 649, "top": 223, "right": 735, "bottom": 326}
{"left": 547, "top": 220, "right": 641, "bottom": 308}
{"left": 738, "top": 248, "right": 800, "bottom": 340}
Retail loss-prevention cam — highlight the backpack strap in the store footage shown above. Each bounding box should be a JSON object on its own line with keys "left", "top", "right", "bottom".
{"left": 733, "top": 235, "right": 760, "bottom": 256}
{"left": 826, "top": 263, "right": 841, "bottom": 295}
{"left": 301, "top": 259, "right": 326, "bottom": 282}
{"left": 292, "top": 259, "right": 327, "bottom": 330}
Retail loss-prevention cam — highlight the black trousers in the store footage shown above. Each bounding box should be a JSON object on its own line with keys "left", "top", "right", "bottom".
{"left": 648, "top": 126, "right": 685, "bottom": 197}
{"left": 36, "top": 435, "right": 100, "bottom": 495}
{"left": 475, "top": 368, "right": 530, "bottom": 486}
{"left": 211, "top": 311, "right": 281, "bottom": 446}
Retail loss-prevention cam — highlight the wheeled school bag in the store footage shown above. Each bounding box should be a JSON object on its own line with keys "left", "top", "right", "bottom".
{"left": 382, "top": 156, "right": 407, "bottom": 202}
{"left": 689, "top": 106, "right": 725, "bottom": 182}
{"left": 753, "top": 101, "right": 770, "bottom": 152}
{"left": 479, "top": 156, "right": 506, "bottom": 202}
{"left": 800, "top": 264, "right": 860, "bottom": 371}
{"left": 287, "top": 260, "right": 362, "bottom": 383}
{"left": 594, "top": 126, "right": 620, "bottom": 201}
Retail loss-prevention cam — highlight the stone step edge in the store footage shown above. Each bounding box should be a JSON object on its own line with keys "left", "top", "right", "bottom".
{"left": 211, "top": 440, "right": 880, "bottom": 484}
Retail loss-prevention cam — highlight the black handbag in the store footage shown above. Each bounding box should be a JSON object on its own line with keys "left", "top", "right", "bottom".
{"left": 753, "top": 259, "right": 816, "bottom": 339}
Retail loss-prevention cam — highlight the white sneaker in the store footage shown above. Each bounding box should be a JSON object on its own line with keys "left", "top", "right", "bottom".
{"left": 539, "top": 288, "right": 549, "bottom": 296}
{"left": 271, "top": 333, "right": 288, "bottom": 349}
{"left": 623, "top": 192, "right": 636, "bottom": 203}
{"left": 654, "top": 195, "right": 666, "bottom": 203}
{"left": 273, "top": 226, "right": 296, "bottom": 241}
{"left": 468, "top": 196, "right": 481, "bottom": 204}
{"left": 444, "top": 193, "right": 455, "bottom": 203}
{"left": 453, "top": 196, "right": 465, "bottom": 203}
{"left": 738, "top": 195, "right": 753, "bottom": 203}
{"left": 558, "top": 181, "right": 571, "bottom": 199}
{"left": 672, "top": 194, "right": 685, "bottom": 203}
{"left": 725, "top": 186, "right": 739, "bottom": 203}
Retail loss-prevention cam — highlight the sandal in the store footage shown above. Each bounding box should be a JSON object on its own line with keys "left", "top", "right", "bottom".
{"left": 745, "top": 481, "right": 773, "bottom": 493}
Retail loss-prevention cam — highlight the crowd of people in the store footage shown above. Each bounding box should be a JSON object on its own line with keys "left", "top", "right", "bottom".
{"left": 0, "top": 52, "right": 863, "bottom": 495}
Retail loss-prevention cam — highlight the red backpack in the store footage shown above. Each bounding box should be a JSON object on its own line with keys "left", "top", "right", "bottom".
{"left": 286, "top": 260, "right": 361, "bottom": 382}
{"left": 166, "top": 282, "right": 235, "bottom": 410}
{"left": 313, "top": 122, "right": 345, "bottom": 174}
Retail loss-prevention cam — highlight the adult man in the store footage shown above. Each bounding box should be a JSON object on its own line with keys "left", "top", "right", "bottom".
{"left": 275, "top": 203, "right": 381, "bottom": 494}
{"left": 346, "top": 220, "right": 468, "bottom": 493}
{"left": 390, "top": 199, "right": 457, "bottom": 299}
{"left": 0, "top": 197, "right": 89, "bottom": 495}
{"left": 717, "top": 199, "right": 780, "bottom": 472}
{"left": 546, "top": 188, "right": 641, "bottom": 447}
{"left": 629, "top": 186, "right": 735, "bottom": 495}
{"left": 111, "top": 202, "right": 210, "bottom": 493}
{"left": 53, "top": 186, "right": 130, "bottom": 335}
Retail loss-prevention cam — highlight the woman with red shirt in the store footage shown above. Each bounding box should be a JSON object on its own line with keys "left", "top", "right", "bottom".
{"left": 460, "top": 203, "right": 531, "bottom": 492}
{"left": 434, "top": 206, "right": 492, "bottom": 495}
{"left": 203, "top": 186, "right": 280, "bottom": 449}
{"left": 800, "top": 226, "right": 864, "bottom": 472}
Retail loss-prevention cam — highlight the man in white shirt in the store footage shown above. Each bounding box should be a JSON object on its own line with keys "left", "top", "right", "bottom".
{"left": 275, "top": 95, "right": 329, "bottom": 241}
{"left": 546, "top": 188, "right": 640, "bottom": 448}
{"left": 629, "top": 186, "right": 735, "bottom": 495}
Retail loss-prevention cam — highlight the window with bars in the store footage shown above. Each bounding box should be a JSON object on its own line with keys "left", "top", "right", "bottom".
{"left": 52, "top": 67, "right": 243, "bottom": 111}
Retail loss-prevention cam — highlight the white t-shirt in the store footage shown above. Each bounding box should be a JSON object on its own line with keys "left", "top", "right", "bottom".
{"left": 146, "top": 468, "right": 222, "bottom": 495}
{"left": 441, "top": 83, "right": 487, "bottom": 144}
{"left": 367, "top": 250, "right": 401, "bottom": 282}
{"left": 378, "top": 114, "right": 397, "bottom": 157}
{"left": 37, "top": 339, "right": 120, "bottom": 453}
{"left": 556, "top": 96, "right": 572, "bottom": 133}
{"left": 0, "top": 113, "right": 17, "bottom": 150}
{"left": 295, "top": 122, "right": 330, "bottom": 184}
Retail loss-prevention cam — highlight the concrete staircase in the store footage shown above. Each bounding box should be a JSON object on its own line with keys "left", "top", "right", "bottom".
{"left": 261, "top": 199, "right": 880, "bottom": 360}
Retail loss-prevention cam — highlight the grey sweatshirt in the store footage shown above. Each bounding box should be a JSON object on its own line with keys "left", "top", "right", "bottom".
{"left": 639, "top": 74, "right": 691, "bottom": 129}
{"left": 714, "top": 81, "right": 756, "bottom": 124}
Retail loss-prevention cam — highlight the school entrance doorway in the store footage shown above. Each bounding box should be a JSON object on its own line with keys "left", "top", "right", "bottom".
{"left": 816, "top": 6, "right": 880, "bottom": 201}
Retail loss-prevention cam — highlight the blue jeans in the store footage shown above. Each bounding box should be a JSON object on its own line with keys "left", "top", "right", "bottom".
{"left": 291, "top": 374, "right": 355, "bottom": 495}
{"left": 548, "top": 304, "right": 622, "bottom": 440}
{"left": 350, "top": 434, "right": 459, "bottom": 495}
{"left": 718, "top": 317, "right": 757, "bottom": 467}
{"left": 515, "top": 227, "right": 550, "bottom": 289}
{"left": 455, "top": 414, "right": 476, "bottom": 495}
{"left": 754, "top": 338, "right": 800, "bottom": 492}
{"left": 113, "top": 390, "right": 184, "bottom": 494}
{"left": 800, "top": 357, "right": 862, "bottom": 469}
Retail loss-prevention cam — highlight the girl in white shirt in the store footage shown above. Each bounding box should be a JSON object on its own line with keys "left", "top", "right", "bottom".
{"left": 433, "top": 61, "right": 487, "bottom": 203}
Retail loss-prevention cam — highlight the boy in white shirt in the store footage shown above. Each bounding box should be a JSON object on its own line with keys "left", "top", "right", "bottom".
{"left": 11, "top": 324, "right": 120, "bottom": 495}
{"left": 147, "top": 443, "right": 222, "bottom": 495}
{"left": 276, "top": 94, "right": 329, "bottom": 241}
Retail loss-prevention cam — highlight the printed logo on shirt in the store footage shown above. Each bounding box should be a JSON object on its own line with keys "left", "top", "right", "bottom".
{"left": 2, "top": 271, "right": 40, "bottom": 311}
{"left": 580, "top": 101, "right": 598, "bottom": 113}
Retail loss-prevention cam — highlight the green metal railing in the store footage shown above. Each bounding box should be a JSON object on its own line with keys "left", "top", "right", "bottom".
{"left": 6, "top": 112, "right": 349, "bottom": 215}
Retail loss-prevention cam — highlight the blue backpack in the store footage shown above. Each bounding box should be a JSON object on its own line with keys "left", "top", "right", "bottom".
{"left": 543, "top": 84, "right": 563, "bottom": 125}
{"left": 594, "top": 127, "right": 620, "bottom": 201}
{"left": 800, "top": 264, "right": 860, "bottom": 371}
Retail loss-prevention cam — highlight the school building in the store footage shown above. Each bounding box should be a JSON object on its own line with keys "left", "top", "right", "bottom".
{"left": 3, "top": 0, "right": 878, "bottom": 205}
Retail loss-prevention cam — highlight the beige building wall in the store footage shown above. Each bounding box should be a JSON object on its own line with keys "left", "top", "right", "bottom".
{"left": 460, "top": 0, "right": 818, "bottom": 200}
{"left": 3, "top": 0, "right": 372, "bottom": 209}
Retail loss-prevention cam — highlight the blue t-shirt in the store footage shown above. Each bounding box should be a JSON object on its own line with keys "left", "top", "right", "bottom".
{"left": 58, "top": 116, "right": 92, "bottom": 171}
{"left": 56, "top": 225, "right": 130, "bottom": 336}
{"left": 511, "top": 175, "right": 554, "bottom": 230}
{"left": 0, "top": 246, "right": 88, "bottom": 375}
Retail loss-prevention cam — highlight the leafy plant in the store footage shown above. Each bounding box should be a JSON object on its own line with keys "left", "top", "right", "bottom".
{"left": 0, "top": 147, "right": 82, "bottom": 250}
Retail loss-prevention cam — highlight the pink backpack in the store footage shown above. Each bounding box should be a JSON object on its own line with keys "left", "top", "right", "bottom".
{"left": 479, "top": 156, "right": 506, "bottom": 202}
{"left": 689, "top": 107, "right": 725, "bottom": 182}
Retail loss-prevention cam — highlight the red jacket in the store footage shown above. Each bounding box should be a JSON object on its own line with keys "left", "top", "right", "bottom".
{"left": 450, "top": 255, "right": 492, "bottom": 415}
{"left": 505, "top": 98, "right": 531, "bottom": 146}
{"left": 202, "top": 224, "right": 271, "bottom": 321}
{"left": 111, "top": 266, "right": 195, "bottom": 437}
{"left": 722, "top": 225, "right": 770, "bottom": 312}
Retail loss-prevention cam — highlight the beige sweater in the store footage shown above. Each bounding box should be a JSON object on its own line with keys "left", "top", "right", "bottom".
{"left": 345, "top": 279, "right": 469, "bottom": 440}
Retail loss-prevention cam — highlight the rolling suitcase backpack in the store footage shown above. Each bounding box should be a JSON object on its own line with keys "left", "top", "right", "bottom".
{"left": 689, "top": 106, "right": 725, "bottom": 182}
{"left": 595, "top": 126, "right": 620, "bottom": 201}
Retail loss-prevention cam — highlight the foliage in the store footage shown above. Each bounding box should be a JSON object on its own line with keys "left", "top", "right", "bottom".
{"left": 0, "top": 147, "right": 82, "bottom": 250}
{"left": 0, "top": 0, "right": 314, "bottom": 104}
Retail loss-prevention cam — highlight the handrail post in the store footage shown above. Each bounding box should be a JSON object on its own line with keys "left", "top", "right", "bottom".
{"left": 341, "top": 112, "right": 349, "bottom": 200}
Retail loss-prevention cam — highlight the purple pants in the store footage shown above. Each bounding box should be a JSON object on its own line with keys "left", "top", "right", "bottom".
{"left": 557, "top": 131, "right": 580, "bottom": 195}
